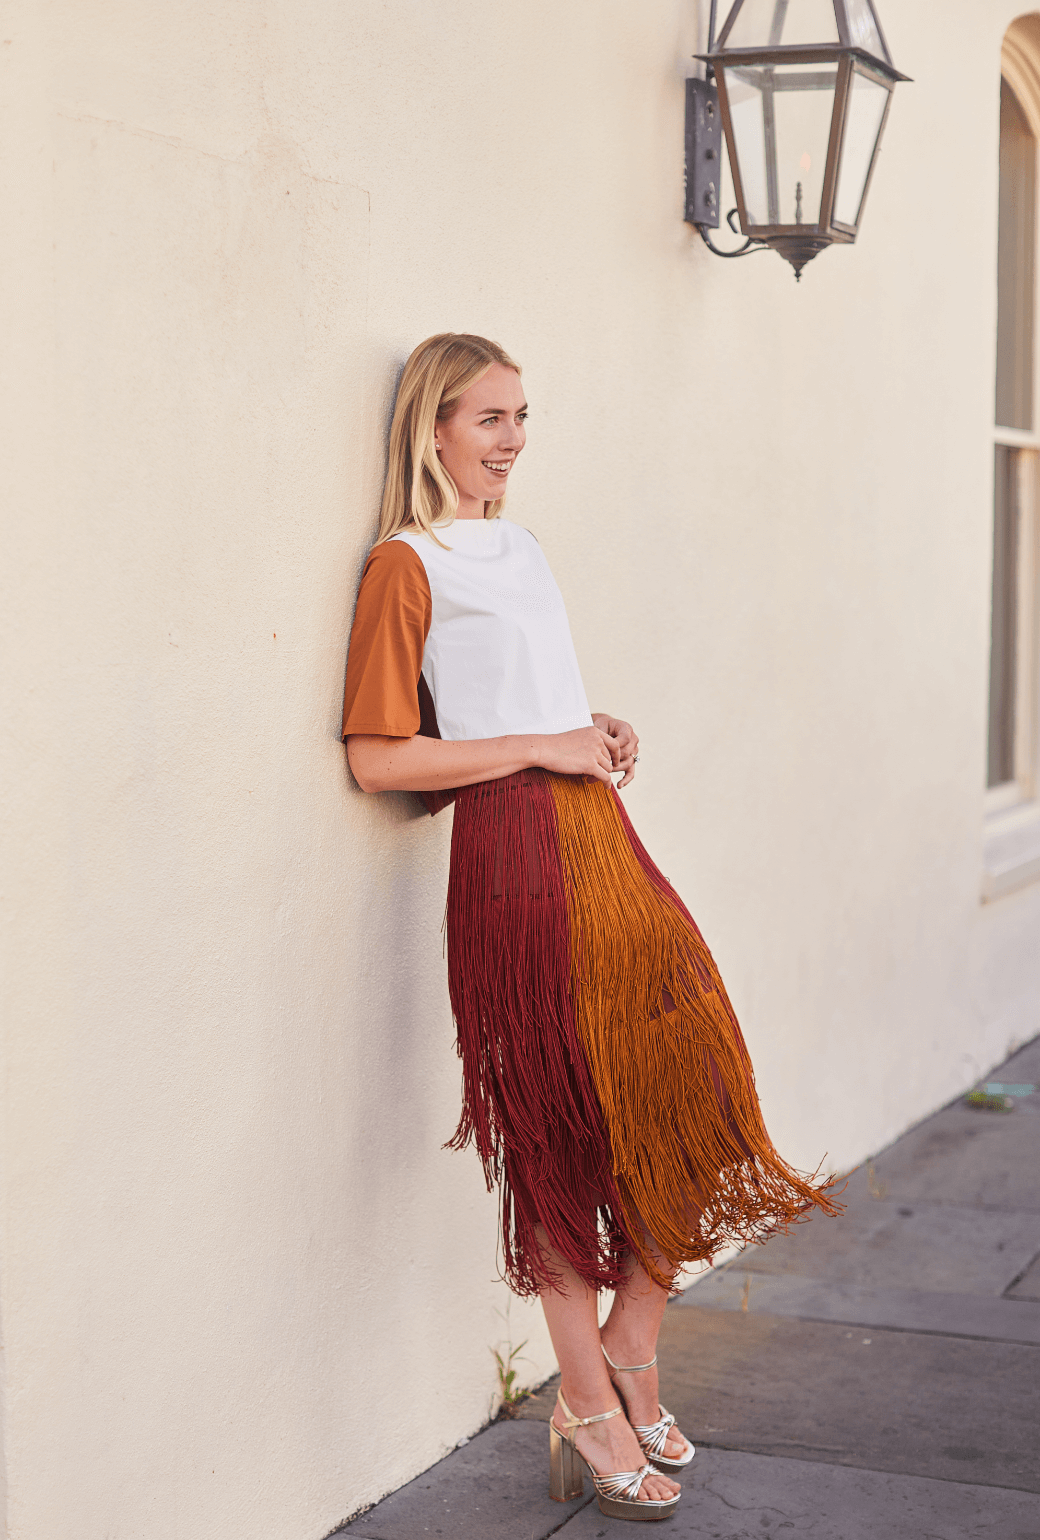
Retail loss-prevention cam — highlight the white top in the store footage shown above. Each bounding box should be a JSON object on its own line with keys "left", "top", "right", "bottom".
{"left": 391, "top": 519, "right": 593, "bottom": 742}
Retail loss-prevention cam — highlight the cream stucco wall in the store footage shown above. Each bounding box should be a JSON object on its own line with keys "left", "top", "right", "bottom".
{"left": 2, "top": 3, "right": 1038, "bottom": 1537}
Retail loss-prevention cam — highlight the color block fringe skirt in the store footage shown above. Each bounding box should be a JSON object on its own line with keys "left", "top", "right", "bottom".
{"left": 446, "top": 769, "right": 838, "bottom": 1298}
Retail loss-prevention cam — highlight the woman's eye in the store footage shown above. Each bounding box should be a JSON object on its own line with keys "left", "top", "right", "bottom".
{"left": 481, "top": 416, "right": 498, "bottom": 425}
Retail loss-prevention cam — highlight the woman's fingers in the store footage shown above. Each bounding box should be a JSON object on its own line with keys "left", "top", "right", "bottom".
{"left": 596, "top": 729, "right": 622, "bottom": 768}
{"left": 591, "top": 726, "right": 638, "bottom": 787}
{"left": 589, "top": 722, "right": 638, "bottom": 786}
{"left": 615, "top": 746, "right": 637, "bottom": 788}
{"left": 586, "top": 739, "right": 613, "bottom": 781}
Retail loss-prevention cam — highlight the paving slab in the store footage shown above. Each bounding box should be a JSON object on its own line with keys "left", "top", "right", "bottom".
{"left": 716, "top": 1190, "right": 1040, "bottom": 1294}
{"left": 654, "top": 1307, "right": 1040, "bottom": 1491}
{"left": 677, "top": 1269, "right": 1040, "bottom": 1342}
{"left": 867, "top": 1040, "right": 1040, "bottom": 1213}
{"left": 552, "top": 1446, "right": 1040, "bottom": 1540}
{"left": 338, "top": 1419, "right": 592, "bottom": 1539}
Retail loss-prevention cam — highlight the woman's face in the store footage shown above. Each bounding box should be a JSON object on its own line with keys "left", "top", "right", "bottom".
{"left": 435, "top": 363, "right": 527, "bottom": 518}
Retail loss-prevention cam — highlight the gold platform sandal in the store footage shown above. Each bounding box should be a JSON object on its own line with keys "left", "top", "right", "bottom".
{"left": 601, "top": 1345, "right": 696, "bottom": 1475}
{"left": 548, "top": 1389, "right": 681, "bottom": 1521}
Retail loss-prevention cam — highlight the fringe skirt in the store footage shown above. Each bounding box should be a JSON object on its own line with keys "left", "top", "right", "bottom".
{"left": 446, "top": 769, "right": 837, "bottom": 1297}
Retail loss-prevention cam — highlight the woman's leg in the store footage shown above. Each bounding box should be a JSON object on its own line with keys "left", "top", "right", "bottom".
{"left": 599, "top": 1234, "right": 692, "bottom": 1461}
{"left": 597, "top": 1039, "right": 747, "bottom": 1461}
{"left": 538, "top": 1233, "right": 680, "bottom": 1504}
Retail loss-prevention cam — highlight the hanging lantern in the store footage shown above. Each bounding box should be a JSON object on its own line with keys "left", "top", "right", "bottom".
{"left": 688, "top": 0, "right": 910, "bottom": 278}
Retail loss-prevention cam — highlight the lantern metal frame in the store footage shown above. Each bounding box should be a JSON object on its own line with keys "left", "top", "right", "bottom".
{"left": 687, "top": 0, "right": 910, "bottom": 278}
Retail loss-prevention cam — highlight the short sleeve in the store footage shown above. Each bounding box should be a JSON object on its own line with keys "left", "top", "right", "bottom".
{"left": 342, "top": 541, "right": 432, "bottom": 739}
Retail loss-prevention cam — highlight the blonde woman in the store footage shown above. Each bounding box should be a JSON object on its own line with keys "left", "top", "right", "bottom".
{"left": 342, "top": 334, "right": 836, "bottom": 1522}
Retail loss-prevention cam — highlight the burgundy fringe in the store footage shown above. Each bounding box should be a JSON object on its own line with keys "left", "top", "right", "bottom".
{"left": 445, "top": 769, "right": 632, "bottom": 1296}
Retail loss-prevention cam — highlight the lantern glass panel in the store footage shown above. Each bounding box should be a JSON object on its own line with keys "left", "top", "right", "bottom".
{"left": 832, "top": 67, "right": 889, "bottom": 226}
{"left": 725, "top": 64, "right": 838, "bottom": 226}
{"left": 724, "top": 0, "right": 839, "bottom": 49}
{"left": 843, "top": 0, "right": 887, "bottom": 59}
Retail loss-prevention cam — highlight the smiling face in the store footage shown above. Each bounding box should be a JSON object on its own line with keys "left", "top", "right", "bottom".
{"left": 435, "top": 363, "right": 528, "bottom": 519}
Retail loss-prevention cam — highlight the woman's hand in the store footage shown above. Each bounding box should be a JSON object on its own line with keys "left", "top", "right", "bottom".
{"left": 535, "top": 725, "right": 618, "bottom": 783}
{"left": 592, "top": 714, "right": 639, "bottom": 788}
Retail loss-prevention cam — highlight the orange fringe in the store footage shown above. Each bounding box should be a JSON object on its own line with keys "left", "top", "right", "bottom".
{"left": 546, "top": 773, "right": 841, "bottom": 1289}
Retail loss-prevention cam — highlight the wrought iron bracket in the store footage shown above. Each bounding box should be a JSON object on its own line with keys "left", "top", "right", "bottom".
{"left": 697, "top": 208, "right": 770, "bottom": 259}
{"left": 685, "top": 77, "right": 768, "bottom": 260}
{"left": 684, "top": 76, "right": 722, "bottom": 229}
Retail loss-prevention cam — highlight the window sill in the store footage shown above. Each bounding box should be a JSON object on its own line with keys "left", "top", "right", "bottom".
{"left": 982, "top": 795, "right": 1040, "bottom": 901}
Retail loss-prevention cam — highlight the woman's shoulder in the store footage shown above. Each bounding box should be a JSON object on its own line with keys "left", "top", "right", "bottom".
{"left": 490, "top": 517, "right": 540, "bottom": 547}
{"left": 359, "top": 536, "right": 430, "bottom": 595}
{"left": 384, "top": 526, "right": 424, "bottom": 547}
{"left": 364, "top": 533, "right": 426, "bottom": 568}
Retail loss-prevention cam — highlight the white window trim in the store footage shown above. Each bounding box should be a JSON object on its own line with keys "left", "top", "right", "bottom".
{"left": 982, "top": 798, "right": 1040, "bottom": 901}
{"left": 985, "top": 36, "right": 1040, "bottom": 902}
{"left": 984, "top": 451, "right": 1040, "bottom": 900}
{"left": 994, "top": 426, "right": 1040, "bottom": 450}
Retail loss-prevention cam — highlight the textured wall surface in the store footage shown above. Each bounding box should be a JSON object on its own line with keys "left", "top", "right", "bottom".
{"left": 2, "top": 2, "right": 1038, "bottom": 1537}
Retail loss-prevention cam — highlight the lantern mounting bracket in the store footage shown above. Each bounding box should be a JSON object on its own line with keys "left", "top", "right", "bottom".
{"left": 685, "top": 76, "right": 769, "bottom": 262}
{"left": 697, "top": 207, "right": 770, "bottom": 261}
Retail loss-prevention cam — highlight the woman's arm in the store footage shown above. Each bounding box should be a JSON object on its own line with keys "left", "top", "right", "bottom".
{"left": 347, "top": 725, "right": 620, "bottom": 794}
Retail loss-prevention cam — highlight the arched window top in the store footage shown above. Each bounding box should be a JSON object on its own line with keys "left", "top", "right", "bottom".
{"left": 1002, "top": 14, "right": 1040, "bottom": 136}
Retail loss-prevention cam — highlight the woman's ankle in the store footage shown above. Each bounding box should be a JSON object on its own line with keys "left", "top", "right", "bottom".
{"left": 600, "top": 1331, "right": 659, "bottom": 1371}
{"left": 557, "top": 1380, "right": 622, "bottom": 1420}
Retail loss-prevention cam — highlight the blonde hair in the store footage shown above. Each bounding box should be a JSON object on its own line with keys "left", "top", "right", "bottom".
{"left": 374, "top": 333, "right": 522, "bottom": 549}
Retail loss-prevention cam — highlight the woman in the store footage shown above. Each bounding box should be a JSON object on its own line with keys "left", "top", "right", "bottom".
{"left": 343, "top": 333, "right": 837, "bottom": 1522}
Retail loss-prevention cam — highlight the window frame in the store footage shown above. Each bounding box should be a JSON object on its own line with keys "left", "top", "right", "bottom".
{"left": 984, "top": 29, "right": 1040, "bottom": 901}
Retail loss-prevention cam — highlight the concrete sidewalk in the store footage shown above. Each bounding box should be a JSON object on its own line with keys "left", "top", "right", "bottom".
{"left": 337, "top": 1037, "right": 1040, "bottom": 1539}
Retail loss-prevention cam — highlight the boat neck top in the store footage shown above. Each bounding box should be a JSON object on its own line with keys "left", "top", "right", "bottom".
{"left": 342, "top": 517, "right": 593, "bottom": 747}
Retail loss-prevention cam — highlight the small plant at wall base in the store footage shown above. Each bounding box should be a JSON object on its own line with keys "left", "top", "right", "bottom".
{"left": 965, "top": 1089, "right": 1014, "bottom": 1112}
{"left": 492, "top": 1340, "right": 531, "bottom": 1417}
{"left": 866, "top": 1159, "right": 889, "bottom": 1200}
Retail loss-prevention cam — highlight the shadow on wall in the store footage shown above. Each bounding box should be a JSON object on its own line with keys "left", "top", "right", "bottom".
{"left": 333, "top": 738, "right": 496, "bottom": 1408}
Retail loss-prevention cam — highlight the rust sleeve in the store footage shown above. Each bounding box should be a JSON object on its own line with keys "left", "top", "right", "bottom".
{"left": 342, "top": 541, "right": 432, "bottom": 739}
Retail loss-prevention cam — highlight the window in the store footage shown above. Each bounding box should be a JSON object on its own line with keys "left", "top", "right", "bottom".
{"left": 984, "top": 34, "right": 1040, "bottom": 900}
{"left": 996, "top": 79, "right": 1035, "bottom": 437}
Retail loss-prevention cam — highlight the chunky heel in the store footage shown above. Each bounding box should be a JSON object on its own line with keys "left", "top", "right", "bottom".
{"left": 549, "top": 1390, "right": 680, "bottom": 1521}
{"left": 549, "top": 1418, "right": 584, "bottom": 1502}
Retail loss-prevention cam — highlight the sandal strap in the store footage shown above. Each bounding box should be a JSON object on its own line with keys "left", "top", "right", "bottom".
{"left": 632, "top": 1407, "right": 678, "bottom": 1459}
{"left": 555, "top": 1389, "right": 623, "bottom": 1432}
{"left": 601, "top": 1343, "right": 658, "bottom": 1374}
{"left": 592, "top": 1463, "right": 660, "bottom": 1503}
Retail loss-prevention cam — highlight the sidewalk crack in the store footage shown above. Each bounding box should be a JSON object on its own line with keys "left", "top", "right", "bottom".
{"left": 541, "top": 1494, "right": 597, "bottom": 1535}
{"left": 702, "top": 1480, "right": 801, "bottom": 1519}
